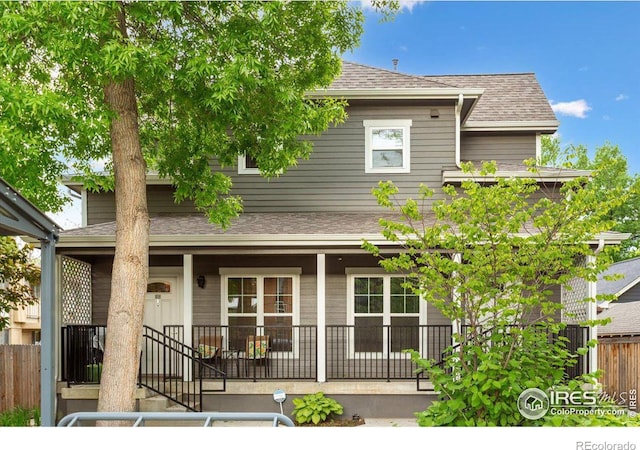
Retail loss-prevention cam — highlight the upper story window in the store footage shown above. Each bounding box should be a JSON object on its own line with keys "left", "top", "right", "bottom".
{"left": 238, "top": 154, "right": 259, "bottom": 174}
{"left": 363, "top": 119, "right": 412, "bottom": 174}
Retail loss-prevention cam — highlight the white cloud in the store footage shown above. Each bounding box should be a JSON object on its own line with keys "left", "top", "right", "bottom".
{"left": 360, "top": 0, "right": 428, "bottom": 13}
{"left": 603, "top": 115, "right": 611, "bottom": 121}
{"left": 615, "top": 94, "right": 629, "bottom": 101}
{"left": 550, "top": 99, "right": 592, "bottom": 119}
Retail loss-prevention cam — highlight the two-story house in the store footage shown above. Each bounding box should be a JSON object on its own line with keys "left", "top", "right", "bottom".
{"left": 53, "top": 61, "right": 626, "bottom": 420}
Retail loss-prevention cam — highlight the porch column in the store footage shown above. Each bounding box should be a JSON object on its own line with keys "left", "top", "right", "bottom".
{"left": 40, "top": 234, "right": 57, "bottom": 427}
{"left": 451, "top": 253, "right": 462, "bottom": 345}
{"left": 183, "top": 254, "right": 193, "bottom": 381}
{"left": 317, "top": 253, "right": 326, "bottom": 382}
{"left": 587, "top": 254, "right": 598, "bottom": 373}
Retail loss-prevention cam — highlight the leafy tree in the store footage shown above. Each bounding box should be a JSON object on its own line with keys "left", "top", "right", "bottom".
{"left": 541, "top": 135, "right": 640, "bottom": 261}
{"left": 363, "top": 161, "right": 630, "bottom": 425}
{"left": 0, "top": 237, "right": 40, "bottom": 331}
{"left": 0, "top": 1, "right": 374, "bottom": 419}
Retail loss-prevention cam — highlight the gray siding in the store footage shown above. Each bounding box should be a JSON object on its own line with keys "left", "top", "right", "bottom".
{"left": 461, "top": 132, "right": 537, "bottom": 164}
{"left": 225, "top": 104, "right": 456, "bottom": 213}
{"left": 618, "top": 283, "right": 640, "bottom": 304}
{"left": 326, "top": 274, "right": 348, "bottom": 326}
{"left": 86, "top": 103, "right": 455, "bottom": 224}
{"left": 87, "top": 185, "right": 197, "bottom": 226}
{"left": 91, "top": 258, "right": 112, "bottom": 325}
{"left": 426, "top": 302, "right": 450, "bottom": 326}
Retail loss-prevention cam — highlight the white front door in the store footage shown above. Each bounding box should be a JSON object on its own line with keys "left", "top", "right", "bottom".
{"left": 142, "top": 271, "right": 183, "bottom": 376}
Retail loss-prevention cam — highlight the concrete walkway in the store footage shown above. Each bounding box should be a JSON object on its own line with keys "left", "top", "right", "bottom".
{"left": 361, "top": 418, "right": 419, "bottom": 427}
{"left": 210, "top": 417, "right": 419, "bottom": 427}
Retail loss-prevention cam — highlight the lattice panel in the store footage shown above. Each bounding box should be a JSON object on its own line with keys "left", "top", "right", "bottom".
{"left": 61, "top": 256, "right": 92, "bottom": 325}
{"left": 561, "top": 257, "right": 588, "bottom": 325}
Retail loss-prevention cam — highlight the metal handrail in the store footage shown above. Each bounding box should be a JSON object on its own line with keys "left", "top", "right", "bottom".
{"left": 57, "top": 411, "right": 295, "bottom": 427}
{"left": 139, "top": 325, "right": 226, "bottom": 412}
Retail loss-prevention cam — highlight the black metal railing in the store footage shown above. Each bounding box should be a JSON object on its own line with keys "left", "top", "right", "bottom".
{"left": 192, "top": 325, "right": 317, "bottom": 381}
{"left": 326, "top": 325, "right": 452, "bottom": 381}
{"left": 140, "top": 325, "right": 226, "bottom": 412}
{"left": 61, "top": 325, "right": 107, "bottom": 386}
{"left": 425, "top": 324, "right": 591, "bottom": 391}
{"left": 61, "top": 323, "right": 589, "bottom": 391}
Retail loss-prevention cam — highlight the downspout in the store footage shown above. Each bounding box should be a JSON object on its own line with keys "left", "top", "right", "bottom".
{"left": 455, "top": 94, "right": 463, "bottom": 168}
{"left": 587, "top": 238, "right": 605, "bottom": 377}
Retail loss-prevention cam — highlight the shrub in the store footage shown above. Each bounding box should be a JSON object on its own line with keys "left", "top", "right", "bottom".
{"left": 291, "top": 392, "right": 344, "bottom": 425}
{"left": 0, "top": 407, "right": 41, "bottom": 427}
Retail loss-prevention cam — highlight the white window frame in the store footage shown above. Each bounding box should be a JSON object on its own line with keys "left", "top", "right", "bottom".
{"left": 238, "top": 154, "right": 260, "bottom": 174}
{"left": 220, "top": 268, "right": 301, "bottom": 358}
{"left": 363, "top": 119, "right": 412, "bottom": 174}
{"left": 346, "top": 268, "right": 426, "bottom": 359}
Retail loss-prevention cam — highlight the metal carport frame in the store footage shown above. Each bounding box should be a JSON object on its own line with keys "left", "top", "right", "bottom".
{"left": 0, "top": 177, "right": 60, "bottom": 426}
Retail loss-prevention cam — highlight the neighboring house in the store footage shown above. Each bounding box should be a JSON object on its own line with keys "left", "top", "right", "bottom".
{"left": 52, "top": 61, "right": 627, "bottom": 419}
{"left": 598, "top": 257, "right": 640, "bottom": 337}
{"left": 1, "top": 299, "right": 41, "bottom": 345}
{"left": 595, "top": 258, "right": 640, "bottom": 414}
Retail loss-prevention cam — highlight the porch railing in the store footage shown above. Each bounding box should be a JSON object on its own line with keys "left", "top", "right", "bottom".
{"left": 140, "top": 325, "right": 225, "bottom": 412}
{"left": 422, "top": 324, "right": 591, "bottom": 391}
{"left": 192, "top": 325, "right": 317, "bottom": 381}
{"left": 61, "top": 324, "right": 589, "bottom": 387}
{"left": 61, "top": 325, "right": 107, "bottom": 386}
{"left": 326, "top": 325, "right": 452, "bottom": 381}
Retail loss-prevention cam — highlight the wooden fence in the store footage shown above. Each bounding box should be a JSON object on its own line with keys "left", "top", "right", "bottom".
{"left": 0, "top": 345, "right": 40, "bottom": 412}
{"left": 597, "top": 336, "right": 640, "bottom": 412}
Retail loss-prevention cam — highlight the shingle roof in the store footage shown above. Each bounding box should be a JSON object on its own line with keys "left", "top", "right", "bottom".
{"left": 59, "top": 213, "right": 404, "bottom": 238}
{"left": 598, "top": 301, "right": 640, "bottom": 336}
{"left": 58, "top": 212, "right": 629, "bottom": 250}
{"left": 326, "top": 61, "right": 558, "bottom": 126}
{"left": 329, "top": 61, "right": 455, "bottom": 89}
{"left": 423, "top": 73, "right": 558, "bottom": 123}
{"left": 598, "top": 257, "right": 640, "bottom": 297}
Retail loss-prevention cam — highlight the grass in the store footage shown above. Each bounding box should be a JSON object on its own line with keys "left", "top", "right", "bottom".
{"left": 0, "top": 407, "right": 41, "bottom": 427}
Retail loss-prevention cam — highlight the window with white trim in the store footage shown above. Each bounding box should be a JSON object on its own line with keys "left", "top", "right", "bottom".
{"left": 238, "top": 154, "right": 259, "bottom": 174}
{"left": 348, "top": 273, "right": 421, "bottom": 355}
{"left": 222, "top": 270, "right": 299, "bottom": 353}
{"left": 363, "top": 119, "right": 412, "bottom": 173}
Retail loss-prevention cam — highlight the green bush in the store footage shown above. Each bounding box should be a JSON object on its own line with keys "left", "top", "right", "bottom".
{"left": 0, "top": 407, "right": 41, "bottom": 427}
{"left": 291, "top": 392, "right": 344, "bottom": 425}
{"left": 411, "top": 326, "right": 579, "bottom": 427}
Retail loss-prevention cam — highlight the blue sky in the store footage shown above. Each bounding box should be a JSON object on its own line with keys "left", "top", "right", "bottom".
{"left": 347, "top": 0, "right": 640, "bottom": 173}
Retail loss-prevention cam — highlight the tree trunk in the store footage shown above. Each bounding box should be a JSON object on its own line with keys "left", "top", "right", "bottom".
{"left": 97, "top": 76, "right": 149, "bottom": 423}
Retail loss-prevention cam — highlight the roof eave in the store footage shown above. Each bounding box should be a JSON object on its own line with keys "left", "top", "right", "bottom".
{"left": 49, "top": 230, "right": 631, "bottom": 249}
{"left": 442, "top": 169, "right": 592, "bottom": 184}
{"left": 306, "top": 88, "right": 485, "bottom": 100}
{"left": 51, "top": 234, "right": 392, "bottom": 248}
{"left": 463, "top": 120, "right": 559, "bottom": 133}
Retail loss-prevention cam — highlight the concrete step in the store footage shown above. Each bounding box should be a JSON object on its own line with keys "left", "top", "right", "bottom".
{"left": 139, "top": 395, "right": 170, "bottom": 412}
